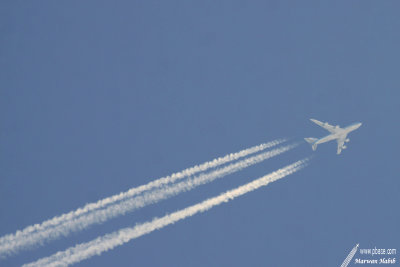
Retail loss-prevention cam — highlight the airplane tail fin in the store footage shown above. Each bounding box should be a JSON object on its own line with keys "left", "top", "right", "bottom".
{"left": 304, "top": 138, "right": 318, "bottom": 151}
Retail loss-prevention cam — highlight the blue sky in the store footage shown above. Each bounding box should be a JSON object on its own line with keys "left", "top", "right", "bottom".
{"left": 1, "top": 1, "right": 399, "bottom": 266}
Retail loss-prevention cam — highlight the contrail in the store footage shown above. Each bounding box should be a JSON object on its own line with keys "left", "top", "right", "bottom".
{"left": 0, "top": 139, "right": 285, "bottom": 257}
{"left": 1, "top": 142, "right": 294, "bottom": 257}
{"left": 23, "top": 159, "right": 309, "bottom": 267}
{"left": 340, "top": 244, "right": 359, "bottom": 267}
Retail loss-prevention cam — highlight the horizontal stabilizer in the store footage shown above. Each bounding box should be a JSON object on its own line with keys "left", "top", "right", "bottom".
{"left": 304, "top": 138, "right": 318, "bottom": 151}
{"left": 304, "top": 137, "right": 318, "bottom": 144}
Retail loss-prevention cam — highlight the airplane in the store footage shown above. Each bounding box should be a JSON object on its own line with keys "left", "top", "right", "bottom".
{"left": 305, "top": 119, "right": 362, "bottom": 154}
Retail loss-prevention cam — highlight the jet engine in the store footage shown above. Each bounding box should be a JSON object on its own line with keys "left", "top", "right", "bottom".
{"left": 345, "top": 138, "right": 350, "bottom": 142}
{"left": 342, "top": 145, "right": 347, "bottom": 149}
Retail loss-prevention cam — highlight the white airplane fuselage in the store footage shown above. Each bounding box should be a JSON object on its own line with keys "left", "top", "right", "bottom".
{"left": 315, "top": 122, "right": 362, "bottom": 145}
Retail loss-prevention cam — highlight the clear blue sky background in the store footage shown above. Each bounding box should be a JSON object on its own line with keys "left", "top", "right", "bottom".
{"left": 1, "top": 1, "right": 399, "bottom": 266}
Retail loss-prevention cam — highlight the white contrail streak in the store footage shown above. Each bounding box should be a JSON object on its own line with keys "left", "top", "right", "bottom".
{"left": 2, "top": 142, "right": 294, "bottom": 256}
{"left": 0, "top": 139, "right": 285, "bottom": 257}
{"left": 23, "top": 159, "right": 309, "bottom": 267}
{"left": 340, "top": 244, "right": 359, "bottom": 267}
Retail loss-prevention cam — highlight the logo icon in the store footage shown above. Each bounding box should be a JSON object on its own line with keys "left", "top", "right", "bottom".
{"left": 340, "top": 243, "right": 359, "bottom": 267}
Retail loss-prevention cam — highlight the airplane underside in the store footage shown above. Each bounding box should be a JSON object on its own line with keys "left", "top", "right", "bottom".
{"left": 304, "top": 119, "right": 361, "bottom": 155}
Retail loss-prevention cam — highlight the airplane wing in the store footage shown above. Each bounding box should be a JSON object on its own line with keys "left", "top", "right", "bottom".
{"left": 336, "top": 137, "right": 345, "bottom": 155}
{"left": 310, "top": 119, "right": 340, "bottom": 133}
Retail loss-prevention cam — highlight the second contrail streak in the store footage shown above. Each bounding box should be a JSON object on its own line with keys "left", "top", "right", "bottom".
{"left": 23, "top": 158, "right": 308, "bottom": 267}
